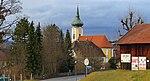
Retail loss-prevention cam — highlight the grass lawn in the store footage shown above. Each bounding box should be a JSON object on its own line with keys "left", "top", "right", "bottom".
{"left": 80, "top": 70, "right": 150, "bottom": 81}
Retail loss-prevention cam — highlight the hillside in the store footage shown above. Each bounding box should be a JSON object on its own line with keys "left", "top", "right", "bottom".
{"left": 80, "top": 70, "right": 150, "bottom": 81}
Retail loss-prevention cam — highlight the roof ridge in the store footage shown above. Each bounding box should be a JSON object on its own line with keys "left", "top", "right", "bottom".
{"left": 117, "top": 24, "right": 150, "bottom": 44}
{"left": 79, "top": 35, "right": 113, "bottom": 48}
{"left": 80, "top": 35, "right": 105, "bottom": 37}
{"left": 117, "top": 24, "right": 138, "bottom": 44}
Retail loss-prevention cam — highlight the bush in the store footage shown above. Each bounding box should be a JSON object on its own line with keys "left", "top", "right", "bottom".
{"left": 108, "top": 57, "right": 117, "bottom": 69}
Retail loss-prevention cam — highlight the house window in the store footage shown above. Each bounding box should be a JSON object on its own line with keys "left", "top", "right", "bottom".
{"left": 73, "top": 34, "right": 75, "bottom": 39}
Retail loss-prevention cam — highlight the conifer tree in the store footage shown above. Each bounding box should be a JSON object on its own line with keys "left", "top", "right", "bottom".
{"left": 13, "top": 17, "right": 29, "bottom": 43}
{"left": 64, "top": 29, "right": 74, "bottom": 72}
{"left": 34, "top": 22, "right": 43, "bottom": 75}
{"left": 65, "top": 30, "right": 72, "bottom": 50}
{"left": 26, "top": 21, "right": 36, "bottom": 75}
{"left": 10, "top": 17, "right": 29, "bottom": 75}
{"left": 10, "top": 18, "right": 43, "bottom": 78}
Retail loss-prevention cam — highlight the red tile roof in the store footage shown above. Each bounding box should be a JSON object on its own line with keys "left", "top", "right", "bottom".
{"left": 117, "top": 24, "right": 150, "bottom": 44}
{"left": 78, "top": 35, "right": 113, "bottom": 48}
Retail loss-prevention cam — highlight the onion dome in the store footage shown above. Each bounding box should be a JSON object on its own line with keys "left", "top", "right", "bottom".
{"left": 72, "top": 5, "right": 83, "bottom": 27}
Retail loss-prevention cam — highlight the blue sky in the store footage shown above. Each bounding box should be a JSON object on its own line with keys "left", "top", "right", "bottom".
{"left": 21, "top": 0, "right": 150, "bottom": 40}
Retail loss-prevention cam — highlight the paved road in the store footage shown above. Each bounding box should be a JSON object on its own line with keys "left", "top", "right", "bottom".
{"left": 41, "top": 75, "right": 85, "bottom": 81}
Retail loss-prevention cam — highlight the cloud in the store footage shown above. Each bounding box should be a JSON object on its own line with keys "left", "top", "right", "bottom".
{"left": 20, "top": 0, "right": 150, "bottom": 40}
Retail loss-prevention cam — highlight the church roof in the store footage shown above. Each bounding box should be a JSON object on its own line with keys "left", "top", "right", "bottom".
{"left": 72, "top": 5, "right": 83, "bottom": 27}
{"left": 117, "top": 24, "right": 150, "bottom": 44}
{"left": 79, "top": 35, "right": 113, "bottom": 48}
{"left": 72, "top": 41, "right": 105, "bottom": 57}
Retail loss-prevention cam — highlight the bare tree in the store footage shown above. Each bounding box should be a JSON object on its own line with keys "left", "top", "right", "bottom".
{"left": 118, "top": 11, "right": 144, "bottom": 36}
{"left": 42, "top": 24, "right": 65, "bottom": 78}
{"left": 0, "top": 0, "right": 22, "bottom": 33}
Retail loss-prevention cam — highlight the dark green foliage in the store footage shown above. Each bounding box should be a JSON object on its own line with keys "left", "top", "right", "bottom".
{"left": 65, "top": 30, "right": 72, "bottom": 50}
{"left": 34, "top": 22, "right": 43, "bottom": 75}
{"left": 65, "top": 30, "right": 75, "bottom": 72}
{"left": 60, "top": 29, "right": 74, "bottom": 72}
{"left": 26, "top": 21, "right": 36, "bottom": 75}
{"left": 11, "top": 18, "right": 43, "bottom": 77}
{"left": 11, "top": 17, "right": 29, "bottom": 63}
{"left": 26, "top": 21, "right": 43, "bottom": 76}
{"left": 9, "top": 17, "right": 29, "bottom": 75}
{"left": 60, "top": 30, "right": 64, "bottom": 45}
{"left": 13, "top": 17, "right": 29, "bottom": 43}
{"left": 108, "top": 57, "right": 117, "bottom": 69}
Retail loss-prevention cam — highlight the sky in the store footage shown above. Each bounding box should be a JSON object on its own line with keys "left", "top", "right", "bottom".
{"left": 20, "top": 0, "right": 150, "bottom": 41}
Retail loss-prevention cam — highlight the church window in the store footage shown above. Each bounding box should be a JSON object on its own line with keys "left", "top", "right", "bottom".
{"left": 73, "top": 34, "right": 75, "bottom": 39}
{"left": 79, "top": 34, "right": 81, "bottom": 37}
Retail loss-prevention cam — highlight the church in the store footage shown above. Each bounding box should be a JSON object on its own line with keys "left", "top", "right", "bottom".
{"left": 71, "top": 6, "right": 114, "bottom": 63}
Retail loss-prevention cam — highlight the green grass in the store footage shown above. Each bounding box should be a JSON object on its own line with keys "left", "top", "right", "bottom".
{"left": 80, "top": 70, "right": 150, "bottom": 81}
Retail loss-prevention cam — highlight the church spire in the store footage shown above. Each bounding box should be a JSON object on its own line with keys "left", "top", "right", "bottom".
{"left": 72, "top": 5, "right": 83, "bottom": 27}
{"left": 76, "top": 5, "right": 79, "bottom": 17}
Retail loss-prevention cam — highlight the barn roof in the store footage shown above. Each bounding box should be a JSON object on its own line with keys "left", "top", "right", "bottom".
{"left": 78, "top": 35, "right": 113, "bottom": 48}
{"left": 117, "top": 24, "right": 150, "bottom": 44}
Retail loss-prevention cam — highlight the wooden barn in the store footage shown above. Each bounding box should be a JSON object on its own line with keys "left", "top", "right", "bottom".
{"left": 117, "top": 24, "right": 150, "bottom": 70}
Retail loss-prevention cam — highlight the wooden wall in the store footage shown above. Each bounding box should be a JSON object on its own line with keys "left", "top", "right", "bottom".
{"left": 120, "top": 44, "right": 150, "bottom": 70}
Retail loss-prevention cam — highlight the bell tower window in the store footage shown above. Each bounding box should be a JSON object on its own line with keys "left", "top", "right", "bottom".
{"left": 79, "top": 34, "right": 81, "bottom": 37}
{"left": 73, "top": 34, "right": 75, "bottom": 39}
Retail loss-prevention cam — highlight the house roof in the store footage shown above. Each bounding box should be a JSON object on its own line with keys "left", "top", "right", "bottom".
{"left": 72, "top": 41, "right": 105, "bottom": 57}
{"left": 117, "top": 24, "right": 150, "bottom": 44}
{"left": 78, "top": 35, "right": 113, "bottom": 48}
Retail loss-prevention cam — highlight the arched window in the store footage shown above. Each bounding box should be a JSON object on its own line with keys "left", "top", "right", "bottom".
{"left": 73, "top": 34, "right": 75, "bottom": 39}
{"left": 79, "top": 34, "right": 81, "bottom": 37}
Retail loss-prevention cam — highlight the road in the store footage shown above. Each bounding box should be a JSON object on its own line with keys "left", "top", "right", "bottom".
{"left": 41, "top": 75, "right": 85, "bottom": 81}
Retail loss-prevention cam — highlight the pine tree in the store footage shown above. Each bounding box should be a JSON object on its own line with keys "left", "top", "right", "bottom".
{"left": 64, "top": 29, "right": 74, "bottom": 72}
{"left": 26, "top": 21, "right": 36, "bottom": 75}
{"left": 59, "top": 30, "right": 66, "bottom": 72}
{"left": 34, "top": 22, "right": 43, "bottom": 75}
{"left": 9, "top": 17, "right": 29, "bottom": 75}
{"left": 13, "top": 17, "right": 29, "bottom": 43}
{"left": 10, "top": 18, "right": 43, "bottom": 78}
{"left": 65, "top": 30, "right": 72, "bottom": 50}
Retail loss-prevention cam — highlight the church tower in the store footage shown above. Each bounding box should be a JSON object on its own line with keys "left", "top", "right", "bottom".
{"left": 72, "top": 5, "right": 84, "bottom": 43}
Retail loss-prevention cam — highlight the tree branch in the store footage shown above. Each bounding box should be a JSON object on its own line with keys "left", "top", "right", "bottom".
{"left": 119, "top": 11, "right": 144, "bottom": 37}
